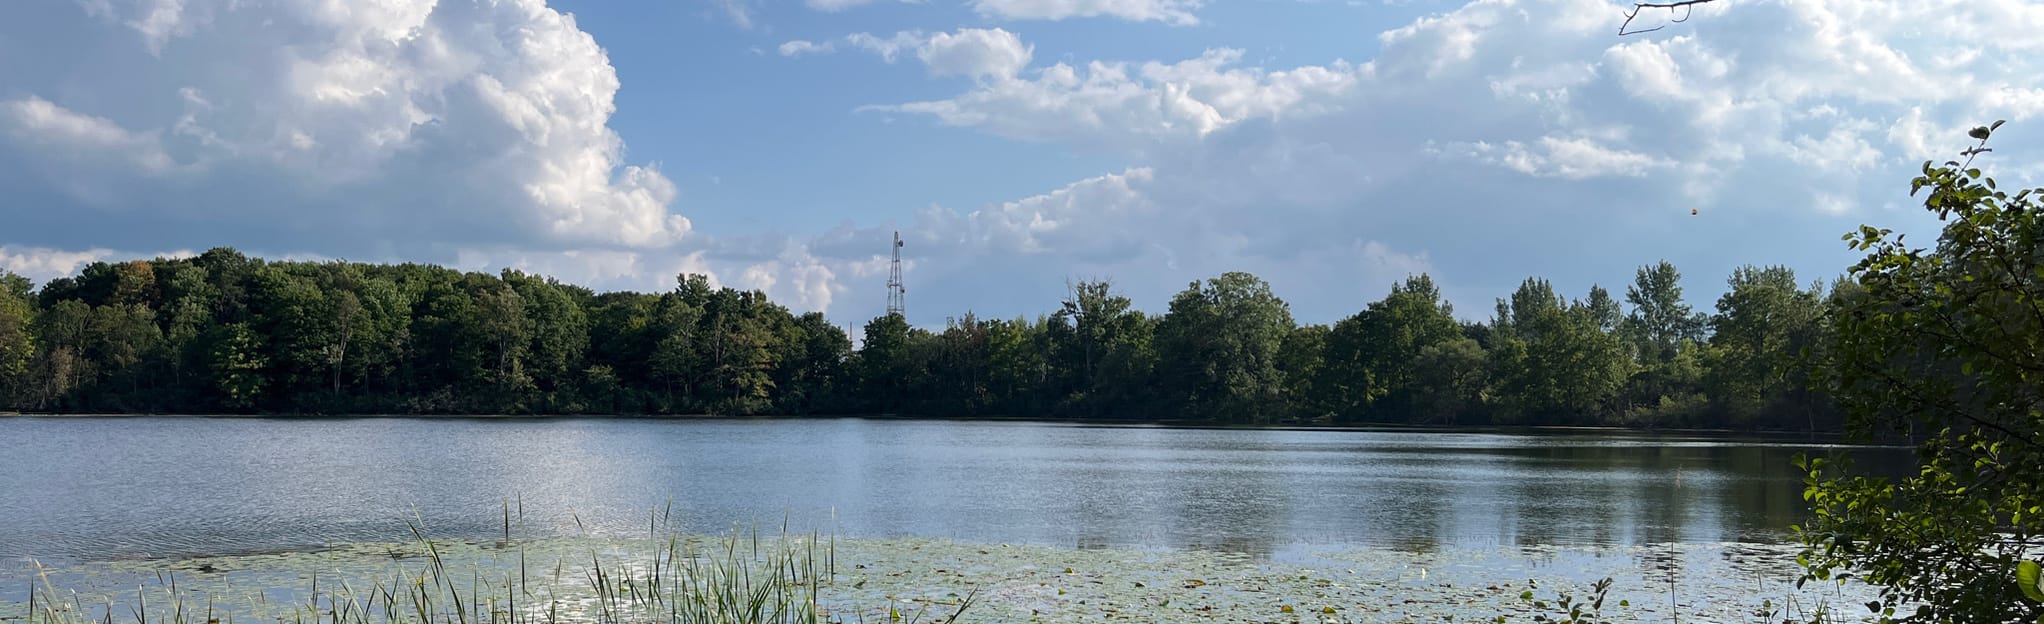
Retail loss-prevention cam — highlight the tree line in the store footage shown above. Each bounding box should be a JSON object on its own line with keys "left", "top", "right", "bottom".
{"left": 0, "top": 250, "right": 1837, "bottom": 430}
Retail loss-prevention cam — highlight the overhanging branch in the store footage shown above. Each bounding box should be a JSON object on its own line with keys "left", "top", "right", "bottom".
{"left": 1620, "top": 0, "right": 1720, "bottom": 36}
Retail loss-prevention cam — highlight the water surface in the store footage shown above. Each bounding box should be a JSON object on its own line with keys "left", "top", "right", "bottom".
{"left": 0, "top": 417, "right": 1910, "bottom": 574}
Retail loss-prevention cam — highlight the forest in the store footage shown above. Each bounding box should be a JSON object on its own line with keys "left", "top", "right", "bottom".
{"left": 0, "top": 249, "right": 1837, "bottom": 430}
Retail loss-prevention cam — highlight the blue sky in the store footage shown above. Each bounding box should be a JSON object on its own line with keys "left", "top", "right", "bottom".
{"left": 4, "top": 0, "right": 2042, "bottom": 327}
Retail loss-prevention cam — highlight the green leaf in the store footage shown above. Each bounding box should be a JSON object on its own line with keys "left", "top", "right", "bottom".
{"left": 1969, "top": 126, "right": 1991, "bottom": 140}
{"left": 2019, "top": 560, "right": 2044, "bottom": 603}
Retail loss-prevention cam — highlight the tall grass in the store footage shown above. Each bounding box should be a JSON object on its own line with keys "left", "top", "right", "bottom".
{"left": 15, "top": 509, "right": 971, "bottom": 624}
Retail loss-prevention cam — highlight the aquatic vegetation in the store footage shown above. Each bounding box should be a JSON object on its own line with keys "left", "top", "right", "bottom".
{"left": 2, "top": 519, "right": 969, "bottom": 624}
{"left": 0, "top": 504, "right": 1891, "bottom": 624}
{"left": 1, "top": 527, "right": 1883, "bottom": 624}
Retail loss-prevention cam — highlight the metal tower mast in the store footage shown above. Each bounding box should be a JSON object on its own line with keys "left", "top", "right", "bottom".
{"left": 885, "top": 230, "right": 906, "bottom": 318}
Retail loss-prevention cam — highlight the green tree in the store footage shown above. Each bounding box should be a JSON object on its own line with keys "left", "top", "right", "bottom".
{"left": 0, "top": 271, "right": 37, "bottom": 409}
{"left": 33, "top": 300, "right": 94, "bottom": 407}
{"left": 777, "top": 312, "right": 850, "bottom": 413}
{"left": 206, "top": 322, "right": 268, "bottom": 410}
{"left": 1624, "top": 260, "right": 1704, "bottom": 362}
{"left": 1051, "top": 281, "right": 1155, "bottom": 417}
{"left": 472, "top": 277, "right": 536, "bottom": 406}
{"left": 407, "top": 271, "right": 485, "bottom": 410}
{"left": 155, "top": 262, "right": 214, "bottom": 398}
{"left": 1154, "top": 272, "right": 1294, "bottom": 423}
{"left": 1490, "top": 278, "right": 1629, "bottom": 423}
{"left": 696, "top": 288, "right": 782, "bottom": 415}
{"left": 1584, "top": 285, "right": 1624, "bottom": 335}
{"left": 928, "top": 312, "right": 994, "bottom": 414}
{"left": 586, "top": 291, "right": 661, "bottom": 407}
{"left": 504, "top": 271, "right": 588, "bottom": 409}
{"left": 90, "top": 302, "right": 162, "bottom": 402}
{"left": 647, "top": 291, "right": 705, "bottom": 405}
{"left": 1618, "top": 261, "right": 1708, "bottom": 426}
{"left": 1318, "top": 275, "right": 1461, "bottom": 422}
{"left": 1276, "top": 324, "right": 1329, "bottom": 421}
{"left": 857, "top": 313, "right": 913, "bottom": 413}
{"left": 1409, "top": 337, "right": 1487, "bottom": 425}
{"left": 248, "top": 267, "right": 333, "bottom": 402}
{"left": 346, "top": 275, "right": 412, "bottom": 400}
{"left": 1801, "top": 123, "right": 2044, "bottom": 623}
{"left": 1703, "top": 265, "right": 1824, "bottom": 428}
{"left": 985, "top": 316, "right": 1051, "bottom": 415}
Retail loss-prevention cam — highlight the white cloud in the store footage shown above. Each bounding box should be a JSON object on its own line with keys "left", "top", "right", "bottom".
{"left": 1438, "top": 136, "right": 1673, "bottom": 179}
{"left": 0, "top": 247, "right": 119, "bottom": 284}
{"left": 872, "top": 0, "right": 2044, "bottom": 213}
{"left": 128, "top": 0, "right": 198, "bottom": 54}
{"left": 804, "top": 0, "right": 921, "bottom": 12}
{"left": 739, "top": 249, "right": 840, "bottom": 312}
{"left": 806, "top": 0, "right": 873, "bottom": 10}
{"left": 1780, "top": 120, "right": 1883, "bottom": 174}
{"left": 1357, "top": 240, "right": 1433, "bottom": 283}
{"left": 845, "top": 31, "right": 925, "bottom": 62}
{"left": 779, "top": 39, "right": 835, "bottom": 57}
{"left": 713, "top": 0, "right": 756, "bottom": 29}
{"left": 796, "top": 166, "right": 1455, "bottom": 319}
{"left": 918, "top": 29, "right": 1033, "bottom": 79}
{"left": 791, "top": 29, "right": 1034, "bottom": 80}
{"left": 956, "top": 167, "right": 1155, "bottom": 255}
{"left": 870, "top": 48, "right": 1362, "bottom": 151}
{"left": 2, "top": 97, "right": 177, "bottom": 175}
{"left": 0, "top": 0, "right": 691, "bottom": 257}
{"left": 798, "top": 0, "right": 2044, "bottom": 324}
{"left": 1813, "top": 192, "right": 1854, "bottom": 215}
{"left": 15, "top": 0, "right": 2044, "bottom": 328}
{"left": 970, "top": 0, "right": 1201, "bottom": 25}
{"left": 441, "top": 243, "right": 848, "bottom": 313}
{"left": 0, "top": 246, "right": 195, "bottom": 284}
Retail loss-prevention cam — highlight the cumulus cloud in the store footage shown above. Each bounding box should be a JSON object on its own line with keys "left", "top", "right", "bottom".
{"left": 0, "top": 246, "right": 194, "bottom": 284}
{"left": 970, "top": 0, "right": 1201, "bottom": 25}
{"left": 14, "top": 0, "right": 2044, "bottom": 326}
{"left": 712, "top": 0, "right": 757, "bottom": 29}
{"left": 0, "top": 247, "right": 122, "bottom": 284}
{"left": 1436, "top": 136, "right": 1673, "bottom": 179}
{"left": 869, "top": 48, "right": 1362, "bottom": 151}
{"left": 796, "top": 165, "right": 1444, "bottom": 319}
{"left": 807, "top": 0, "right": 2044, "bottom": 322}
{"left": 0, "top": 0, "right": 690, "bottom": 258}
{"left": 2, "top": 97, "right": 177, "bottom": 175}
{"left": 873, "top": 0, "right": 2044, "bottom": 206}
{"left": 779, "top": 39, "right": 835, "bottom": 57}
{"left": 803, "top": 0, "right": 920, "bottom": 12}
{"left": 738, "top": 249, "right": 840, "bottom": 312}
{"left": 787, "top": 29, "right": 1034, "bottom": 80}
{"left": 918, "top": 29, "right": 1033, "bottom": 79}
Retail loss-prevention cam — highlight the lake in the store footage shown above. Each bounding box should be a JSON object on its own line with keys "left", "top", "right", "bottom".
{"left": 0, "top": 417, "right": 1911, "bottom": 570}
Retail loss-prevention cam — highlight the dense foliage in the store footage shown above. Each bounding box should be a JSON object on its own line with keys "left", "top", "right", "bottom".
{"left": 1799, "top": 123, "right": 2044, "bottom": 623}
{"left": 0, "top": 248, "right": 1836, "bottom": 428}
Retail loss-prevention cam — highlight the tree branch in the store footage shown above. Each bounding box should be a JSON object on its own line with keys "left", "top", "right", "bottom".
{"left": 1619, "top": 0, "right": 1720, "bottom": 36}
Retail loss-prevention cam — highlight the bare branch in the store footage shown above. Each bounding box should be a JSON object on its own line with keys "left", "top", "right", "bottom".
{"left": 1619, "top": 0, "right": 1720, "bottom": 36}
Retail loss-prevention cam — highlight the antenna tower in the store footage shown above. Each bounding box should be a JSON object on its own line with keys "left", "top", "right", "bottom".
{"left": 886, "top": 230, "right": 906, "bottom": 317}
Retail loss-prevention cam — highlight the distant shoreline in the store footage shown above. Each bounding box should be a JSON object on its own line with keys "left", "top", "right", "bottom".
{"left": 0, "top": 411, "right": 1875, "bottom": 442}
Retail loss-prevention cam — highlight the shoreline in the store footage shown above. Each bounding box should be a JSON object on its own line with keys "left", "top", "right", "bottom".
{"left": 0, "top": 410, "right": 1869, "bottom": 442}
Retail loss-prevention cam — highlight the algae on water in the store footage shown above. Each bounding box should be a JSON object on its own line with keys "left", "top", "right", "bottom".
{"left": 1, "top": 535, "right": 1873, "bottom": 624}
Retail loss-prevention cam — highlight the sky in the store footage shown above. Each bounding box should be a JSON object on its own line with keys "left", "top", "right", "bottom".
{"left": 3, "top": 0, "right": 2042, "bottom": 328}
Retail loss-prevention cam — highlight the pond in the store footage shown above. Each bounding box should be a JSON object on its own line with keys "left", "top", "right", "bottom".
{"left": 0, "top": 417, "right": 1913, "bottom": 621}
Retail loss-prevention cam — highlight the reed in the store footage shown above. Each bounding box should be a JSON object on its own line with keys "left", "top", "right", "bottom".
{"left": 15, "top": 511, "right": 972, "bottom": 624}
